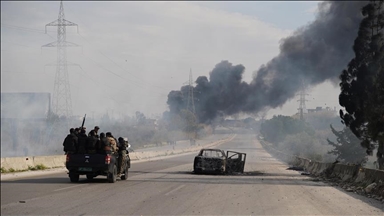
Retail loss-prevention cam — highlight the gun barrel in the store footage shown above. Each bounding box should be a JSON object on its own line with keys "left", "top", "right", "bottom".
{"left": 81, "top": 114, "right": 86, "bottom": 128}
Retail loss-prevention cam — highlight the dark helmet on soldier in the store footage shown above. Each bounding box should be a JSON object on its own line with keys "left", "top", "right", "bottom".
{"left": 106, "top": 132, "right": 112, "bottom": 137}
{"left": 70, "top": 128, "right": 75, "bottom": 133}
{"left": 100, "top": 132, "right": 105, "bottom": 138}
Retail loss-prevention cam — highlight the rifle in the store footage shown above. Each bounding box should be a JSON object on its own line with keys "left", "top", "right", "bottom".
{"left": 81, "top": 114, "right": 86, "bottom": 129}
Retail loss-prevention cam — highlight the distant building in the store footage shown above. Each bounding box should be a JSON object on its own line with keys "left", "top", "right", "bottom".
{"left": 293, "top": 106, "right": 337, "bottom": 118}
{"left": 1, "top": 92, "right": 51, "bottom": 120}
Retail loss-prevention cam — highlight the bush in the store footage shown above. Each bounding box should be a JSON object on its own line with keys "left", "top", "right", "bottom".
{"left": 0, "top": 167, "right": 6, "bottom": 173}
{"left": 28, "top": 164, "right": 48, "bottom": 171}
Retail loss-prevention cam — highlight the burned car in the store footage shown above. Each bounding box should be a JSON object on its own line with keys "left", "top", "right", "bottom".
{"left": 193, "top": 148, "right": 246, "bottom": 174}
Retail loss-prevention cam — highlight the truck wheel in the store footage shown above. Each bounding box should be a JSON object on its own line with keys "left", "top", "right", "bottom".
{"left": 107, "top": 165, "right": 117, "bottom": 183}
{"left": 121, "top": 163, "right": 129, "bottom": 180}
{"left": 69, "top": 172, "right": 79, "bottom": 183}
{"left": 86, "top": 174, "right": 94, "bottom": 180}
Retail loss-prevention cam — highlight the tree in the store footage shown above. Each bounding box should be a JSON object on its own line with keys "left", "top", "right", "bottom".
{"left": 327, "top": 125, "right": 368, "bottom": 165}
{"left": 339, "top": 0, "right": 384, "bottom": 169}
{"left": 260, "top": 115, "right": 315, "bottom": 144}
{"left": 135, "top": 111, "right": 146, "bottom": 125}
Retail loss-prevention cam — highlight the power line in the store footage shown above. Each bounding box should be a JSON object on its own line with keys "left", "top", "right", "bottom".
{"left": 98, "top": 50, "right": 169, "bottom": 91}
{"left": 56, "top": 6, "right": 171, "bottom": 92}
{"left": 55, "top": 3, "right": 172, "bottom": 95}
{"left": 76, "top": 32, "right": 170, "bottom": 92}
{"left": 80, "top": 52, "right": 167, "bottom": 97}
{"left": 76, "top": 66, "right": 122, "bottom": 105}
{"left": 1, "top": 23, "right": 57, "bottom": 40}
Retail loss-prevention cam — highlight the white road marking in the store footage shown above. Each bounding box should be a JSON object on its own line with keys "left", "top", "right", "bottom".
{"left": 165, "top": 184, "right": 185, "bottom": 196}
{"left": 54, "top": 184, "right": 86, "bottom": 192}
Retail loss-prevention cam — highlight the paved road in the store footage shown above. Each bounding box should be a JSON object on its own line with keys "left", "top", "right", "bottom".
{"left": 1, "top": 133, "right": 383, "bottom": 215}
{"left": 133, "top": 133, "right": 230, "bottom": 153}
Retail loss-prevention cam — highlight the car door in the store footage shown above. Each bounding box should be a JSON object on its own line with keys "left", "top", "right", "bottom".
{"left": 226, "top": 151, "right": 246, "bottom": 173}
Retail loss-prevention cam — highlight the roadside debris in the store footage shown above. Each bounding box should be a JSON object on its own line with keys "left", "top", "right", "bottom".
{"left": 286, "top": 166, "right": 304, "bottom": 171}
{"left": 365, "top": 183, "right": 377, "bottom": 193}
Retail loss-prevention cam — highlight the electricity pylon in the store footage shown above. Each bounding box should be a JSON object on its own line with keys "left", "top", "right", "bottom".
{"left": 42, "top": 0, "right": 79, "bottom": 119}
{"left": 297, "top": 80, "right": 308, "bottom": 121}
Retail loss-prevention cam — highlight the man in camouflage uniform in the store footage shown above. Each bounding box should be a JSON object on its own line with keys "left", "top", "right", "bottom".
{"left": 117, "top": 137, "right": 128, "bottom": 175}
{"left": 106, "top": 132, "right": 118, "bottom": 154}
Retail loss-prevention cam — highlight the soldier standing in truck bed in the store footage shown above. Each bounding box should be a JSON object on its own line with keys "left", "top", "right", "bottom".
{"left": 106, "top": 132, "right": 118, "bottom": 154}
{"left": 63, "top": 128, "right": 78, "bottom": 154}
{"left": 98, "top": 132, "right": 108, "bottom": 154}
{"left": 77, "top": 129, "right": 88, "bottom": 154}
{"left": 88, "top": 126, "right": 100, "bottom": 138}
{"left": 86, "top": 130, "right": 98, "bottom": 154}
{"left": 117, "top": 137, "right": 128, "bottom": 176}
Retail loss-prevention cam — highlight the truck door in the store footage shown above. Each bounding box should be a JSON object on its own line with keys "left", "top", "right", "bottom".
{"left": 226, "top": 151, "right": 246, "bottom": 173}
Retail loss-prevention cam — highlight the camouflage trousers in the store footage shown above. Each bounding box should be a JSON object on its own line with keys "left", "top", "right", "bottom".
{"left": 118, "top": 151, "right": 127, "bottom": 174}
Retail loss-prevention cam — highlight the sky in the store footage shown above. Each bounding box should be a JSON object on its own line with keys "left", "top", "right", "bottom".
{"left": 1, "top": 1, "right": 341, "bottom": 120}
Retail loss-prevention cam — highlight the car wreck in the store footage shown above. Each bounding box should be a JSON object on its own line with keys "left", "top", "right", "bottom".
{"left": 193, "top": 148, "right": 246, "bottom": 174}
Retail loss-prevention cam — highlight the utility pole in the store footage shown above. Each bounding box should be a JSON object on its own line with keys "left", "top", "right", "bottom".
{"left": 187, "top": 68, "right": 196, "bottom": 115}
{"left": 297, "top": 80, "right": 308, "bottom": 121}
{"left": 42, "top": 0, "right": 79, "bottom": 121}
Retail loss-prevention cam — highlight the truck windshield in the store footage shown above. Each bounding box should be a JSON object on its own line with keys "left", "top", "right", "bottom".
{"left": 201, "top": 150, "right": 224, "bottom": 158}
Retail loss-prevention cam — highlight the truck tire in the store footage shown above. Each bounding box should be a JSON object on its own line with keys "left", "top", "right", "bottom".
{"left": 121, "top": 162, "right": 129, "bottom": 180}
{"left": 107, "top": 165, "right": 117, "bottom": 183}
{"left": 69, "top": 172, "right": 79, "bottom": 183}
{"left": 86, "top": 174, "right": 94, "bottom": 180}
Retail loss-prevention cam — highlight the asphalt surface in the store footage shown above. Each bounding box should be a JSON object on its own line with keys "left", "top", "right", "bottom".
{"left": 1, "top": 132, "right": 383, "bottom": 215}
{"left": 133, "top": 133, "right": 229, "bottom": 153}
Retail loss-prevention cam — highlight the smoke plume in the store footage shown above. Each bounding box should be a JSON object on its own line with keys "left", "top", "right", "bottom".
{"left": 167, "top": 1, "right": 368, "bottom": 123}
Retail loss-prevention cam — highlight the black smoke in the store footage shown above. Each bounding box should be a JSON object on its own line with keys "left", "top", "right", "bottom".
{"left": 167, "top": 1, "right": 368, "bottom": 123}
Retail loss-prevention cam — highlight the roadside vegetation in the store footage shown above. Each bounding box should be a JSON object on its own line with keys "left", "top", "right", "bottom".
{"left": 338, "top": 0, "right": 384, "bottom": 169}
{"left": 259, "top": 111, "right": 374, "bottom": 166}
{"left": 260, "top": 0, "right": 383, "bottom": 170}
{"left": 1, "top": 164, "right": 48, "bottom": 173}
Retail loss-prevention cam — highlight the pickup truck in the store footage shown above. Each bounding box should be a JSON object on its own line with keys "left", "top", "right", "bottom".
{"left": 65, "top": 152, "right": 130, "bottom": 183}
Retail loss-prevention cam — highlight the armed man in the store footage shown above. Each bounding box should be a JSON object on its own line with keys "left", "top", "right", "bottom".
{"left": 63, "top": 128, "right": 78, "bottom": 154}
{"left": 117, "top": 137, "right": 129, "bottom": 176}
{"left": 86, "top": 130, "right": 99, "bottom": 154}
{"left": 88, "top": 126, "right": 100, "bottom": 138}
{"left": 77, "top": 129, "right": 88, "bottom": 154}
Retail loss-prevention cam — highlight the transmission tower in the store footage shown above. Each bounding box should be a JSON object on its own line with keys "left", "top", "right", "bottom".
{"left": 187, "top": 68, "right": 196, "bottom": 114}
{"left": 42, "top": 0, "right": 79, "bottom": 119}
{"left": 297, "top": 80, "right": 308, "bottom": 121}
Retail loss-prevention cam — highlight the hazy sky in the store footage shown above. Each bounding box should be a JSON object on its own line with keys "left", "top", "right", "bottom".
{"left": 1, "top": 1, "right": 341, "bottom": 120}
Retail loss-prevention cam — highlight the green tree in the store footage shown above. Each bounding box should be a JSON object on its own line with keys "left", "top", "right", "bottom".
{"left": 339, "top": 0, "right": 384, "bottom": 169}
{"left": 260, "top": 115, "right": 315, "bottom": 144}
{"left": 327, "top": 125, "right": 368, "bottom": 165}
